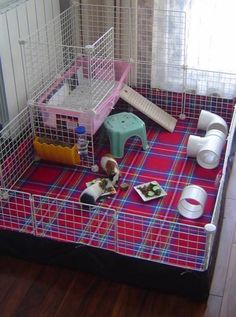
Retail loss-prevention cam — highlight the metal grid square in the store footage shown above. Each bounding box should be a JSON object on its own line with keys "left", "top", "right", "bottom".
{"left": 32, "top": 194, "right": 117, "bottom": 251}
{"left": 21, "top": 5, "right": 115, "bottom": 113}
{"left": 32, "top": 105, "right": 95, "bottom": 168}
{"left": 0, "top": 107, "right": 34, "bottom": 189}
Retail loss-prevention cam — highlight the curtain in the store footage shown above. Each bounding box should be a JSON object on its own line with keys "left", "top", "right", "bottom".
{"left": 151, "top": 6, "right": 186, "bottom": 92}
{"left": 152, "top": 0, "right": 236, "bottom": 98}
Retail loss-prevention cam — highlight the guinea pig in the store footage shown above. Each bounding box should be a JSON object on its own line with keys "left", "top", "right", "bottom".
{"left": 100, "top": 153, "right": 120, "bottom": 186}
{"left": 80, "top": 178, "right": 107, "bottom": 205}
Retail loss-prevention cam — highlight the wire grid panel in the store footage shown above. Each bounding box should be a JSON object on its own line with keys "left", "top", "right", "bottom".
{"left": 74, "top": 3, "right": 139, "bottom": 91}
{"left": 0, "top": 107, "right": 34, "bottom": 189}
{"left": 134, "top": 66, "right": 185, "bottom": 119}
{"left": 151, "top": 9, "right": 186, "bottom": 67}
{"left": 74, "top": 3, "right": 131, "bottom": 61}
{"left": 32, "top": 105, "right": 95, "bottom": 168}
{"left": 184, "top": 68, "right": 236, "bottom": 122}
{"left": 21, "top": 3, "right": 76, "bottom": 102}
{"left": 22, "top": 4, "right": 115, "bottom": 113}
{"left": 32, "top": 194, "right": 117, "bottom": 251}
{"left": 134, "top": 8, "right": 186, "bottom": 117}
{"left": 22, "top": 40, "right": 83, "bottom": 106}
{"left": 138, "top": 8, "right": 186, "bottom": 83}
{"left": 209, "top": 107, "right": 236, "bottom": 249}
{"left": 89, "top": 27, "right": 115, "bottom": 109}
{"left": 116, "top": 212, "right": 208, "bottom": 271}
{"left": 75, "top": 4, "right": 187, "bottom": 115}
{"left": 37, "top": 27, "right": 115, "bottom": 112}
{"left": 21, "top": 43, "right": 65, "bottom": 103}
{"left": 0, "top": 189, "right": 34, "bottom": 234}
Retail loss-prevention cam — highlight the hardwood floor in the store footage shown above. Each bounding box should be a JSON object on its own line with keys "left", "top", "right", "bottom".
{"left": 0, "top": 158, "right": 236, "bottom": 317}
{"left": 0, "top": 255, "right": 208, "bottom": 317}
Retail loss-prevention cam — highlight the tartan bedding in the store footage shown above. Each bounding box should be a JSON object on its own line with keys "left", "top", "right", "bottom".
{"left": 0, "top": 117, "right": 223, "bottom": 271}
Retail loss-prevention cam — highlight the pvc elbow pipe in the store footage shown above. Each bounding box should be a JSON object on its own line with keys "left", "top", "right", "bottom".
{"left": 187, "top": 129, "right": 226, "bottom": 169}
{"left": 197, "top": 110, "right": 228, "bottom": 135}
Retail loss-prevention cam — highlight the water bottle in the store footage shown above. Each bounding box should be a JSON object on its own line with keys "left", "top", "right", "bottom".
{"left": 75, "top": 126, "right": 88, "bottom": 157}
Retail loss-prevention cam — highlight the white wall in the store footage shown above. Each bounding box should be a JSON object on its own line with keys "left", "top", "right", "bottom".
{"left": 0, "top": 0, "right": 60, "bottom": 121}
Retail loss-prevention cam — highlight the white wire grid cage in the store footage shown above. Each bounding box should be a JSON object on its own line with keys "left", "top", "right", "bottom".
{"left": 0, "top": 106, "right": 34, "bottom": 189}
{"left": 32, "top": 105, "right": 95, "bottom": 168}
{"left": 20, "top": 3, "right": 236, "bottom": 123}
{"left": 21, "top": 9, "right": 115, "bottom": 113}
{"left": 1, "top": 3, "right": 236, "bottom": 272}
{"left": 0, "top": 170, "right": 211, "bottom": 273}
{"left": 0, "top": 102, "right": 235, "bottom": 271}
{"left": 0, "top": 182, "right": 209, "bottom": 272}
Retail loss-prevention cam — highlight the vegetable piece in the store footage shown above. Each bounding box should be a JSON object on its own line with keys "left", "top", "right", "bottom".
{"left": 120, "top": 183, "right": 129, "bottom": 191}
{"left": 153, "top": 188, "right": 161, "bottom": 196}
{"left": 150, "top": 181, "right": 158, "bottom": 186}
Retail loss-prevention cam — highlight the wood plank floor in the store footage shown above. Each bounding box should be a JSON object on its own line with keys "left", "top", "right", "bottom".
{"left": 0, "top": 157, "right": 236, "bottom": 317}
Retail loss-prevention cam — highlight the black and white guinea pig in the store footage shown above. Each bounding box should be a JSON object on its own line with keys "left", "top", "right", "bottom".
{"left": 100, "top": 153, "right": 120, "bottom": 186}
{"left": 80, "top": 179, "right": 107, "bottom": 205}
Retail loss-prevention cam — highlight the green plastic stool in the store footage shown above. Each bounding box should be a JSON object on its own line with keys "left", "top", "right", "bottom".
{"left": 103, "top": 112, "right": 149, "bottom": 158}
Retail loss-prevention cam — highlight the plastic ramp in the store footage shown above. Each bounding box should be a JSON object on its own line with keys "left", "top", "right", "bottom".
{"left": 120, "top": 85, "right": 177, "bottom": 132}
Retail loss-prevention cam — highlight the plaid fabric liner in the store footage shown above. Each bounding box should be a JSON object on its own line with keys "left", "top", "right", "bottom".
{"left": 0, "top": 118, "right": 224, "bottom": 271}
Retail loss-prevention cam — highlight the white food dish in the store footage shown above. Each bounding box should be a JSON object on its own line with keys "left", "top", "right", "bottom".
{"left": 134, "top": 181, "right": 167, "bottom": 202}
